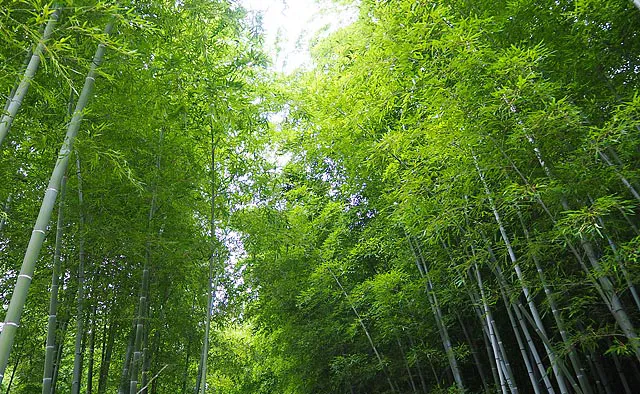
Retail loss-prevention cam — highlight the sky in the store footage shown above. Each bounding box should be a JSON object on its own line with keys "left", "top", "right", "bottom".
{"left": 239, "top": 0, "right": 357, "bottom": 73}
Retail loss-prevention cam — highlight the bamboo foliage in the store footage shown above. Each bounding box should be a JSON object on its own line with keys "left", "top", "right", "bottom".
{"left": 2, "top": 0, "right": 640, "bottom": 393}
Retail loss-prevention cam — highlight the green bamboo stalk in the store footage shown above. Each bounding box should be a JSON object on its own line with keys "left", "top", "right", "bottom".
{"left": 198, "top": 121, "right": 217, "bottom": 394}
{"left": 472, "top": 243, "right": 541, "bottom": 394}
{"left": 118, "top": 322, "right": 136, "bottom": 394}
{"left": 97, "top": 319, "right": 115, "bottom": 394}
{"left": 42, "top": 174, "right": 67, "bottom": 394}
{"left": 515, "top": 207, "right": 592, "bottom": 394}
{"left": 525, "top": 135, "right": 640, "bottom": 361}
{"left": 0, "top": 6, "right": 60, "bottom": 147}
{"left": 473, "top": 152, "right": 570, "bottom": 394}
{"left": 131, "top": 129, "right": 162, "bottom": 393}
{"left": 470, "top": 266, "right": 508, "bottom": 394}
{"left": 51, "top": 318, "right": 70, "bottom": 394}
{"left": 71, "top": 155, "right": 87, "bottom": 394}
{"left": 0, "top": 20, "right": 114, "bottom": 383}
{"left": 327, "top": 266, "right": 397, "bottom": 393}
{"left": 86, "top": 307, "right": 97, "bottom": 394}
{"left": 455, "top": 312, "right": 489, "bottom": 393}
{"left": 408, "top": 237, "right": 464, "bottom": 391}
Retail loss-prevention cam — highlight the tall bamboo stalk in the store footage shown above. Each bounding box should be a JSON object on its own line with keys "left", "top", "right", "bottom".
{"left": 327, "top": 266, "right": 397, "bottom": 393}
{"left": 0, "top": 6, "right": 60, "bottom": 147}
{"left": 515, "top": 207, "right": 592, "bottom": 394}
{"left": 456, "top": 313, "right": 489, "bottom": 392}
{"left": 42, "top": 174, "right": 67, "bottom": 394}
{"left": 97, "top": 319, "right": 115, "bottom": 394}
{"left": 130, "top": 128, "right": 162, "bottom": 393}
{"left": 86, "top": 306, "right": 97, "bottom": 394}
{"left": 198, "top": 122, "right": 217, "bottom": 393}
{"left": 71, "top": 156, "right": 87, "bottom": 394}
{"left": 473, "top": 152, "right": 570, "bottom": 394}
{"left": 407, "top": 237, "right": 464, "bottom": 390}
{"left": 480, "top": 238, "right": 556, "bottom": 394}
{"left": 118, "top": 323, "right": 136, "bottom": 394}
{"left": 471, "top": 265, "right": 508, "bottom": 394}
{"left": 0, "top": 21, "right": 114, "bottom": 382}
{"left": 526, "top": 135, "right": 640, "bottom": 361}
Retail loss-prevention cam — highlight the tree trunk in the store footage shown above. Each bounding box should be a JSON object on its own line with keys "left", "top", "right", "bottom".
{"left": 0, "top": 21, "right": 114, "bottom": 382}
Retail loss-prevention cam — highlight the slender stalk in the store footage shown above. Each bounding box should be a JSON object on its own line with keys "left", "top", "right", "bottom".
{"left": 71, "top": 156, "right": 87, "bottom": 394}
{"left": 463, "top": 271, "right": 500, "bottom": 391}
{"left": 407, "top": 335, "right": 429, "bottom": 394}
{"left": 198, "top": 121, "right": 217, "bottom": 393}
{"left": 456, "top": 313, "right": 489, "bottom": 393}
{"left": 327, "top": 266, "right": 397, "bottom": 393}
{"left": 0, "top": 7, "right": 60, "bottom": 147}
{"left": 42, "top": 174, "right": 67, "bottom": 394}
{"left": 515, "top": 207, "right": 592, "bottom": 394}
{"left": 0, "top": 21, "right": 114, "bottom": 382}
{"left": 51, "top": 318, "right": 70, "bottom": 394}
{"left": 182, "top": 339, "right": 191, "bottom": 394}
{"left": 611, "top": 352, "right": 632, "bottom": 394}
{"left": 472, "top": 264, "right": 509, "bottom": 394}
{"left": 97, "top": 319, "right": 115, "bottom": 394}
{"left": 526, "top": 134, "right": 640, "bottom": 360}
{"left": 131, "top": 128, "right": 162, "bottom": 393}
{"left": 4, "top": 357, "right": 18, "bottom": 394}
{"left": 591, "top": 205, "right": 640, "bottom": 312}
{"left": 473, "top": 152, "right": 570, "bottom": 394}
{"left": 119, "top": 322, "right": 136, "bottom": 394}
{"left": 497, "top": 137, "right": 640, "bottom": 361}
{"left": 598, "top": 150, "right": 640, "bottom": 203}
{"left": 86, "top": 306, "right": 97, "bottom": 394}
{"left": 395, "top": 335, "right": 418, "bottom": 393}
{"left": 479, "top": 236, "right": 555, "bottom": 394}
{"left": 408, "top": 237, "right": 464, "bottom": 390}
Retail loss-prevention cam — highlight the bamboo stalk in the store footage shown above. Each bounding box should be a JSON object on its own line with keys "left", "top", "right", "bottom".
{"left": 0, "top": 6, "right": 60, "bottom": 147}
{"left": 473, "top": 152, "right": 570, "bottom": 394}
{"left": 42, "top": 174, "right": 67, "bottom": 394}
{"left": 328, "top": 265, "right": 397, "bottom": 393}
{"left": 0, "top": 21, "right": 114, "bottom": 382}
{"left": 198, "top": 120, "right": 217, "bottom": 393}
{"left": 71, "top": 155, "right": 87, "bottom": 394}
{"left": 408, "top": 237, "right": 464, "bottom": 390}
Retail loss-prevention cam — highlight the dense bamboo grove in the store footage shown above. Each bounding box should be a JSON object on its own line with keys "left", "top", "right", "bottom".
{"left": 1, "top": 0, "right": 640, "bottom": 393}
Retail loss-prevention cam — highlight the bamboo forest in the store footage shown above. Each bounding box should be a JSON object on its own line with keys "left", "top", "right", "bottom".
{"left": 3, "top": 0, "right": 640, "bottom": 393}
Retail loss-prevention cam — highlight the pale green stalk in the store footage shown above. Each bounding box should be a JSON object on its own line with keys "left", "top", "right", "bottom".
{"left": 71, "top": 156, "right": 87, "bottom": 394}
{"left": 0, "top": 7, "right": 60, "bottom": 147}
{"left": 0, "top": 21, "right": 114, "bottom": 382}
{"left": 473, "top": 152, "right": 570, "bottom": 394}
{"left": 199, "top": 123, "right": 217, "bottom": 394}
{"left": 42, "top": 174, "right": 67, "bottom": 394}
